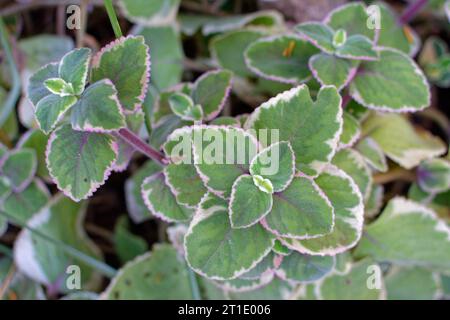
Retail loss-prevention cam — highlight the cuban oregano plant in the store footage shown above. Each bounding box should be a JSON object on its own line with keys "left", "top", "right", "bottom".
{"left": 13, "top": 0, "right": 449, "bottom": 300}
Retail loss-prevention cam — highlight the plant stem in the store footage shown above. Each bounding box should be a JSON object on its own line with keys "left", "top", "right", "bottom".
{"left": 104, "top": 0, "right": 123, "bottom": 38}
{"left": 0, "top": 211, "right": 117, "bottom": 279}
{"left": 116, "top": 128, "right": 167, "bottom": 165}
{"left": 0, "top": 18, "right": 21, "bottom": 128}
{"left": 373, "top": 167, "right": 416, "bottom": 184}
{"left": 187, "top": 264, "right": 202, "bottom": 300}
{"left": 400, "top": 0, "right": 429, "bottom": 25}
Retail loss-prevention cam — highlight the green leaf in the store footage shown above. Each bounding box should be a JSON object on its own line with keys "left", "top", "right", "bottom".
{"left": 35, "top": 94, "right": 77, "bottom": 134}
{"left": 385, "top": 266, "right": 440, "bottom": 300}
{"left": 377, "top": 3, "right": 415, "bottom": 55}
{"left": 19, "top": 34, "right": 74, "bottom": 72}
{"left": 309, "top": 53, "right": 358, "bottom": 91}
{"left": 365, "top": 184, "right": 384, "bottom": 219}
{"left": 332, "top": 29, "right": 347, "bottom": 48}
{"left": 295, "top": 22, "right": 335, "bottom": 54}
{"left": 273, "top": 240, "right": 291, "bottom": 256}
{"left": 71, "top": 80, "right": 126, "bottom": 132}
{"left": 362, "top": 113, "right": 446, "bottom": 169}
{"left": 192, "top": 126, "right": 258, "bottom": 198}
{"left": 139, "top": 26, "right": 184, "bottom": 90}
{"left": 58, "top": 47, "right": 91, "bottom": 95}
{"left": 324, "top": 2, "right": 374, "bottom": 39}
{"left": 18, "top": 129, "right": 50, "bottom": 180}
{"left": 244, "top": 35, "right": 317, "bottom": 84}
{"left": 27, "top": 63, "right": 59, "bottom": 106}
{"left": 202, "top": 10, "right": 283, "bottom": 36}
{"left": 276, "top": 252, "right": 335, "bottom": 283}
{"left": 0, "top": 176, "right": 11, "bottom": 201}
{"left": 355, "top": 137, "right": 388, "bottom": 172}
{"left": 339, "top": 112, "right": 360, "bottom": 149}
{"left": 246, "top": 85, "right": 343, "bottom": 177}
{"left": 335, "top": 35, "right": 378, "bottom": 60}
{"left": 14, "top": 195, "right": 102, "bottom": 292}
{"left": 354, "top": 197, "right": 450, "bottom": 271}
{"left": 103, "top": 244, "right": 193, "bottom": 299}
{"left": 264, "top": 176, "right": 334, "bottom": 239}
{"left": 168, "top": 92, "right": 202, "bottom": 122}
{"left": 118, "top": 0, "right": 180, "bottom": 26}
{"left": 316, "top": 259, "right": 385, "bottom": 300}
{"left": 1, "top": 148, "right": 37, "bottom": 191}
{"left": 114, "top": 216, "right": 148, "bottom": 264}
{"left": 125, "top": 161, "right": 162, "bottom": 223}
{"left": 113, "top": 112, "right": 144, "bottom": 172}
{"left": 332, "top": 148, "right": 372, "bottom": 200}
{"left": 350, "top": 48, "right": 430, "bottom": 112}
{"left": 226, "top": 277, "right": 293, "bottom": 300}
{"left": 250, "top": 141, "right": 295, "bottom": 192}
{"left": 192, "top": 70, "right": 232, "bottom": 121}
{"left": 164, "top": 163, "right": 207, "bottom": 208}
{"left": 91, "top": 36, "right": 150, "bottom": 112}
{"left": 230, "top": 174, "right": 273, "bottom": 228}
{"left": 2, "top": 180, "right": 50, "bottom": 224}
{"left": 280, "top": 165, "right": 364, "bottom": 255}
{"left": 417, "top": 158, "right": 450, "bottom": 193}
{"left": 46, "top": 124, "right": 118, "bottom": 201}
{"left": 210, "top": 29, "right": 265, "bottom": 77}
{"left": 141, "top": 172, "right": 194, "bottom": 222}
{"left": 185, "top": 193, "right": 275, "bottom": 280}
{"left": 43, "top": 78, "right": 74, "bottom": 96}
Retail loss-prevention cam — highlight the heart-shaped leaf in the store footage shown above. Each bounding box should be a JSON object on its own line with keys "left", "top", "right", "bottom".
{"left": 192, "top": 69, "right": 232, "bottom": 121}
{"left": 35, "top": 95, "right": 77, "bottom": 135}
{"left": 355, "top": 197, "right": 450, "bottom": 271}
{"left": 246, "top": 85, "right": 342, "bottom": 177}
{"left": 141, "top": 172, "right": 194, "bottom": 222}
{"left": 263, "top": 176, "right": 334, "bottom": 239}
{"left": 350, "top": 48, "right": 430, "bottom": 112}
{"left": 230, "top": 174, "right": 273, "bottom": 228}
{"left": 309, "top": 53, "right": 358, "bottom": 91}
{"left": 91, "top": 36, "right": 150, "bottom": 112}
{"left": 276, "top": 252, "right": 335, "bottom": 283}
{"left": 250, "top": 141, "right": 295, "bottom": 192}
{"left": 185, "top": 193, "right": 275, "bottom": 280}
{"left": 70, "top": 80, "right": 126, "bottom": 132}
{"left": 244, "top": 35, "right": 317, "bottom": 84}
{"left": 58, "top": 48, "right": 91, "bottom": 95}
{"left": 280, "top": 165, "right": 364, "bottom": 255}
{"left": 46, "top": 124, "right": 118, "bottom": 201}
{"left": 1, "top": 148, "right": 37, "bottom": 191}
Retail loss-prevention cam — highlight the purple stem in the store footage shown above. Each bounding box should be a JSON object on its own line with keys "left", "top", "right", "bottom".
{"left": 399, "top": 0, "right": 429, "bottom": 25}
{"left": 117, "top": 128, "right": 167, "bottom": 165}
